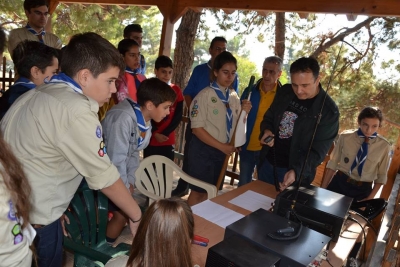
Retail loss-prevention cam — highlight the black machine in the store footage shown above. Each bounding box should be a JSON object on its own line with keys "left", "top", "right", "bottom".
{"left": 218, "top": 209, "right": 331, "bottom": 267}
{"left": 205, "top": 235, "right": 281, "bottom": 267}
{"left": 273, "top": 185, "right": 353, "bottom": 242}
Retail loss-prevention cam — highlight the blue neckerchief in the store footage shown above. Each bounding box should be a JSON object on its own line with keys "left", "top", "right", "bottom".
{"left": 13, "top": 77, "right": 36, "bottom": 90}
{"left": 125, "top": 66, "right": 138, "bottom": 75}
{"left": 25, "top": 24, "right": 45, "bottom": 43}
{"left": 350, "top": 128, "right": 377, "bottom": 176}
{"left": 210, "top": 81, "right": 232, "bottom": 142}
{"left": 48, "top": 73, "right": 83, "bottom": 94}
{"left": 125, "top": 67, "right": 141, "bottom": 89}
{"left": 127, "top": 99, "right": 150, "bottom": 148}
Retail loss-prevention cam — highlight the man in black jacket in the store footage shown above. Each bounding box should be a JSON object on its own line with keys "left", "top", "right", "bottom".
{"left": 259, "top": 57, "right": 339, "bottom": 191}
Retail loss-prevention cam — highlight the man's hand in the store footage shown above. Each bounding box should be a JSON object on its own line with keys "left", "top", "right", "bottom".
{"left": 260, "top": 129, "right": 274, "bottom": 147}
{"left": 60, "top": 214, "right": 70, "bottom": 237}
{"left": 154, "top": 133, "right": 169, "bottom": 143}
{"left": 219, "top": 143, "right": 236, "bottom": 156}
{"left": 279, "top": 170, "right": 296, "bottom": 191}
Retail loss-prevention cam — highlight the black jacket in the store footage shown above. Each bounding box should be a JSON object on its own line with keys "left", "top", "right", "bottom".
{"left": 259, "top": 83, "right": 339, "bottom": 185}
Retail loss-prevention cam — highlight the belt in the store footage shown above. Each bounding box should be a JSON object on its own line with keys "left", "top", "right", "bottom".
{"left": 337, "top": 171, "right": 372, "bottom": 186}
{"left": 32, "top": 224, "right": 46, "bottom": 229}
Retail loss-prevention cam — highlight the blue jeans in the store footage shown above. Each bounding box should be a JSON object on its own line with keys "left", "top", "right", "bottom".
{"left": 258, "top": 159, "right": 288, "bottom": 185}
{"left": 238, "top": 149, "right": 260, "bottom": 187}
{"left": 34, "top": 219, "right": 63, "bottom": 267}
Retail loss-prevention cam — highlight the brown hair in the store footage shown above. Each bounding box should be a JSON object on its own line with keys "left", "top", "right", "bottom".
{"left": 127, "top": 197, "right": 194, "bottom": 267}
{"left": 0, "top": 132, "right": 31, "bottom": 228}
{"left": 358, "top": 106, "right": 384, "bottom": 127}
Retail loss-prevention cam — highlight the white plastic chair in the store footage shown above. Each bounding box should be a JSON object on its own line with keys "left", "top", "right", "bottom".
{"left": 135, "top": 155, "right": 217, "bottom": 205}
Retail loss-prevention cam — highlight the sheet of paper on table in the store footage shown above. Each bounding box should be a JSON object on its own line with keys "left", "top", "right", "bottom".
{"left": 228, "top": 190, "right": 275, "bottom": 212}
{"left": 192, "top": 200, "right": 245, "bottom": 228}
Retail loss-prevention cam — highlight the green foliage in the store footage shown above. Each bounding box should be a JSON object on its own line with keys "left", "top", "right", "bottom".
{"left": 234, "top": 55, "right": 259, "bottom": 96}
{"left": 1, "top": 1, "right": 161, "bottom": 76}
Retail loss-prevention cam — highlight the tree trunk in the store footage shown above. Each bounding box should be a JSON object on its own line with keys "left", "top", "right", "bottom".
{"left": 172, "top": 9, "right": 201, "bottom": 88}
{"left": 275, "top": 12, "right": 286, "bottom": 60}
{"left": 172, "top": 9, "right": 201, "bottom": 158}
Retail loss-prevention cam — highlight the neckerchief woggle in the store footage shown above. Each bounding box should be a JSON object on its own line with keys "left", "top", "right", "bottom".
{"left": 48, "top": 73, "right": 83, "bottom": 94}
{"left": 13, "top": 77, "right": 36, "bottom": 90}
{"left": 210, "top": 81, "right": 232, "bottom": 142}
{"left": 127, "top": 99, "right": 150, "bottom": 149}
{"left": 25, "top": 24, "right": 45, "bottom": 43}
{"left": 350, "top": 128, "right": 377, "bottom": 176}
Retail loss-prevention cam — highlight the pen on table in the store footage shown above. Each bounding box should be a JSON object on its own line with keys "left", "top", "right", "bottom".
{"left": 192, "top": 240, "right": 208, "bottom": 247}
{"left": 193, "top": 234, "right": 209, "bottom": 243}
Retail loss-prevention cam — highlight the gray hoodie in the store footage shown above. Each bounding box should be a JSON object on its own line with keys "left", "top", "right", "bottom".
{"left": 101, "top": 99, "right": 151, "bottom": 189}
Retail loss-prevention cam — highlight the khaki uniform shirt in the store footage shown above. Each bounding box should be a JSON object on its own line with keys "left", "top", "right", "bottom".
{"left": 0, "top": 83, "right": 120, "bottom": 225}
{"left": 0, "top": 166, "right": 33, "bottom": 267}
{"left": 8, "top": 28, "right": 62, "bottom": 55}
{"left": 190, "top": 86, "right": 241, "bottom": 143}
{"left": 326, "top": 130, "right": 391, "bottom": 184}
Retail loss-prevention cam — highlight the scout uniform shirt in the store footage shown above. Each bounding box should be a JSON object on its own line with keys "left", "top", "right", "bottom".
{"left": 8, "top": 27, "right": 62, "bottom": 55}
{"left": 326, "top": 130, "right": 391, "bottom": 184}
{"left": 0, "top": 82, "right": 120, "bottom": 225}
{"left": 0, "top": 166, "right": 34, "bottom": 267}
{"left": 190, "top": 85, "right": 241, "bottom": 143}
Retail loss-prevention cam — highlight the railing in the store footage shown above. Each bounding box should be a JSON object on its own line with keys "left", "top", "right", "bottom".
{"left": 0, "top": 56, "right": 14, "bottom": 93}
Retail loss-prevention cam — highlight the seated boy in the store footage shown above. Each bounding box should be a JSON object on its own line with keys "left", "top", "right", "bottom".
{"left": 144, "top": 55, "right": 184, "bottom": 161}
{"left": 0, "top": 40, "right": 59, "bottom": 119}
{"left": 116, "top": 39, "right": 146, "bottom": 103}
{"left": 101, "top": 77, "right": 176, "bottom": 243}
{"left": 0, "top": 32, "right": 142, "bottom": 267}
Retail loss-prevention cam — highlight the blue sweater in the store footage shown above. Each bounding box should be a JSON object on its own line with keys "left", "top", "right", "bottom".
{"left": 184, "top": 62, "right": 239, "bottom": 99}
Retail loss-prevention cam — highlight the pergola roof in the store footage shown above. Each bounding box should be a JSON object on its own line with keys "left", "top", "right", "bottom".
{"left": 48, "top": 0, "right": 399, "bottom": 55}
{"left": 50, "top": 0, "right": 400, "bottom": 21}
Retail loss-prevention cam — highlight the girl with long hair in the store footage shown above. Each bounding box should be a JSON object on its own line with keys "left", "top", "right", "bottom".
{"left": 106, "top": 197, "right": 194, "bottom": 267}
{"left": 0, "top": 131, "right": 34, "bottom": 266}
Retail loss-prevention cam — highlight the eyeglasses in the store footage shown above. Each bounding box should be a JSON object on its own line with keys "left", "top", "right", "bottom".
{"left": 215, "top": 47, "right": 227, "bottom": 52}
{"left": 33, "top": 10, "right": 50, "bottom": 17}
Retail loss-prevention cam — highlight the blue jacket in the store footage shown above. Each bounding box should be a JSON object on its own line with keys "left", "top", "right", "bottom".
{"left": 240, "top": 79, "right": 283, "bottom": 150}
{"left": 0, "top": 79, "right": 35, "bottom": 120}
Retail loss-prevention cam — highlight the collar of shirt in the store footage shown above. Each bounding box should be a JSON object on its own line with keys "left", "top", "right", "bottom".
{"left": 13, "top": 77, "right": 36, "bottom": 89}
{"left": 207, "top": 60, "right": 212, "bottom": 69}
{"left": 259, "top": 81, "right": 278, "bottom": 95}
{"left": 48, "top": 73, "right": 83, "bottom": 94}
{"left": 125, "top": 66, "right": 138, "bottom": 75}
{"left": 25, "top": 24, "right": 45, "bottom": 36}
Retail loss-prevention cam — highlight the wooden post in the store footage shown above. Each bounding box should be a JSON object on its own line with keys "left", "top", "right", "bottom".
{"left": 361, "top": 133, "right": 400, "bottom": 260}
{"left": 157, "top": 1, "right": 186, "bottom": 56}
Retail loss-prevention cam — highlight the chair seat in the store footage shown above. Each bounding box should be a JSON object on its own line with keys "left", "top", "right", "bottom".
{"left": 63, "top": 182, "right": 131, "bottom": 266}
{"left": 135, "top": 155, "right": 217, "bottom": 205}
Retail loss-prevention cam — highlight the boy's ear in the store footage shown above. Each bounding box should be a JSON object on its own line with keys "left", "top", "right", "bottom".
{"left": 75, "top": 69, "right": 91, "bottom": 88}
{"left": 30, "top": 66, "right": 40, "bottom": 80}
{"left": 145, "top": 100, "right": 155, "bottom": 111}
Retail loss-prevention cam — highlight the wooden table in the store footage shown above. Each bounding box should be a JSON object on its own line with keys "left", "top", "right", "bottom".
{"left": 191, "top": 180, "right": 364, "bottom": 267}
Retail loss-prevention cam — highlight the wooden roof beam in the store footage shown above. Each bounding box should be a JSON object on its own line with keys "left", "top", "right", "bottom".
{"left": 52, "top": 0, "right": 400, "bottom": 17}
{"left": 189, "top": 7, "right": 203, "bottom": 13}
